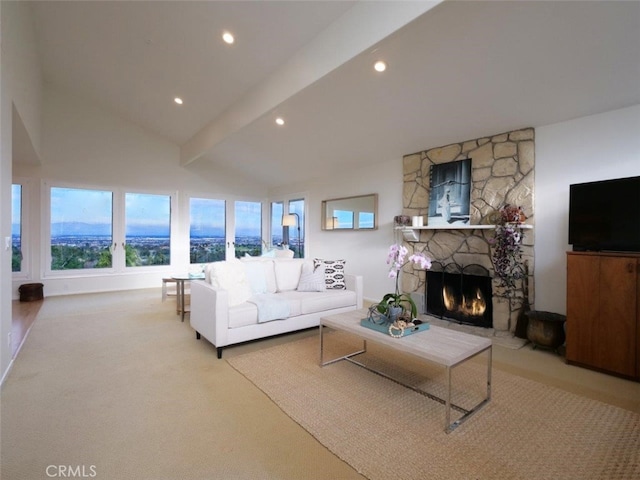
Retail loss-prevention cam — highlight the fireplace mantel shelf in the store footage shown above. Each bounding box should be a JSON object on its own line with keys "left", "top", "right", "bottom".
{"left": 396, "top": 224, "right": 533, "bottom": 231}
{"left": 396, "top": 224, "right": 532, "bottom": 241}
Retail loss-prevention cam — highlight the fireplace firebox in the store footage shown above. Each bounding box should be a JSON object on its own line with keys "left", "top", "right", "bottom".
{"left": 426, "top": 262, "right": 493, "bottom": 328}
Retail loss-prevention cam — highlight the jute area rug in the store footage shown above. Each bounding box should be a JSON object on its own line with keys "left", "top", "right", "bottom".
{"left": 228, "top": 332, "right": 640, "bottom": 480}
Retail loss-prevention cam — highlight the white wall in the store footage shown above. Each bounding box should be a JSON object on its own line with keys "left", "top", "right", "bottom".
{"left": 270, "top": 159, "right": 404, "bottom": 304}
{"left": 1, "top": 1, "right": 43, "bottom": 381}
{"left": 13, "top": 84, "right": 268, "bottom": 298}
{"left": 535, "top": 104, "right": 640, "bottom": 314}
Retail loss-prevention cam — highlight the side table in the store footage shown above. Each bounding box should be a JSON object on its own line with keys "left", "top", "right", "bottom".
{"left": 171, "top": 274, "right": 205, "bottom": 321}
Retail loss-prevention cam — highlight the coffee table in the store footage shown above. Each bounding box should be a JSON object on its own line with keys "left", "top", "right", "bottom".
{"left": 320, "top": 309, "right": 492, "bottom": 433}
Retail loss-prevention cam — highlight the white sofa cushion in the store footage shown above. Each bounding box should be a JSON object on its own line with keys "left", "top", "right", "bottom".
{"left": 274, "top": 260, "right": 304, "bottom": 292}
{"left": 228, "top": 302, "right": 259, "bottom": 329}
{"left": 208, "top": 258, "right": 253, "bottom": 306}
{"left": 298, "top": 290, "right": 357, "bottom": 315}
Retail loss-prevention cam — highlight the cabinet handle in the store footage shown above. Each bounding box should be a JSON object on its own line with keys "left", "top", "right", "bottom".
{"left": 628, "top": 262, "right": 635, "bottom": 274}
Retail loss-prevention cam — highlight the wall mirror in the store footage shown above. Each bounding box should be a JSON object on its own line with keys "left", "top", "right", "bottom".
{"left": 322, "top": 193, "right": 378, "bottom": 230}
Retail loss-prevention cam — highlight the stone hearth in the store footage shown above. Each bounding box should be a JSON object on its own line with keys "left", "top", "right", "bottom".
{"left": 401, "top": 128, "right": 535, "bottom": 332}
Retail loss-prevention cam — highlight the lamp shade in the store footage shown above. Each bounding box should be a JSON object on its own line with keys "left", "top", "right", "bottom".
{"left": 282, "top": 214, "right": 297, "bottom": 227}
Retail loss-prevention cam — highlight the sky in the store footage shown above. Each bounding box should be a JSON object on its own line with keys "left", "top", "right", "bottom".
{"left": 17, "top": 186, "right": 297, "bottom": 238}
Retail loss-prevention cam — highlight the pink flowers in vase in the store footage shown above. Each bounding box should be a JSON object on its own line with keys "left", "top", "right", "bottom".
{"left": 380, "top": 244, "right": 432, "bottom": 318}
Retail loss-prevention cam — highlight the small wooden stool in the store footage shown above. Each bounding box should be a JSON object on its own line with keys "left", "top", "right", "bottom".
{"left": 162, "top": 278, "right": 178, "bottom": 302}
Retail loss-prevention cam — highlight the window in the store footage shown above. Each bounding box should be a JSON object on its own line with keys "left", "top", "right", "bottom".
{"left": 125, "top": 192, "right": 171, "bottom": 267}
{"left": 288, "top": 199, "right": 305, "bottom": 258}
{"left": 11, "top": 184, "right": 22, "bottom": 272}
{"left": 190, "top": 198, "right": 226, "bottom": 263}
{"left": 234, "top": 200, "right": 262, "bottom": 258}
{"left": 48, "top": 185, "right": 173, "bottom": 273}
{"left": 271, "top": 201, "right": 284, "bottom": 247}
{"left": 50, "top": 187, "right": 113, "bottom": 270}
{"left": 270, "top": 197, "right": 306, "bottom": 258}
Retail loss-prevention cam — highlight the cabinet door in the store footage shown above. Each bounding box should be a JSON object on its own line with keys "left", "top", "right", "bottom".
{"left": 566, "top": 254, "right": 600, "bottom": 366}
{"left": 598, "top": 257, "right": 637, "bottom": 377}
{"left": 567, "top": 254, "right": 638, "bottom": 378}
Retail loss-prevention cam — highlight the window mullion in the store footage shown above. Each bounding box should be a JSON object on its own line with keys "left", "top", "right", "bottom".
{"left": 112, "top": 189, "right": 125, "bottom": 272}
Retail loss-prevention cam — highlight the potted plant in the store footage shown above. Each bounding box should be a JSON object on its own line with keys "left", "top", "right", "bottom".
{"left": 376, "top": 244, "right": 431, "bottom": 321}
{"left": 490, "top": 204, "right": 530, "bottom": 334}
{"left": 490, "top": 204, "right": 526, "bottom": 291}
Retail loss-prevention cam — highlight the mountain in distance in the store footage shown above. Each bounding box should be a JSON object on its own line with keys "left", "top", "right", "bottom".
{"left": 51, "top": 222, "right": 112, "bottom": 237}
{"left": 51, "top": 222, "right": 169, "bottom": 237}
{"left": 190, "top": 226, "right": 225, "bottom": 238}
{"left": 45, "top": 222, "right": 258, "bottom": 238}
{"left": 191, "top": 227, "right": 260, "bottom": 238}
{"left": 126, "top": 224, "right": 170, "bottom": 237}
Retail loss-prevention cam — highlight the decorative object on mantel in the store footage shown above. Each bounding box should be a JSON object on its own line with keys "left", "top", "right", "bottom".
{"left": 490, "top": 205, "right": 527, "bottom": 291}
{"left": 369, "top": 244, "right": 432, "bottom": 334}
{"left": 394, "top": 215, "right": 412, "bottom": 226}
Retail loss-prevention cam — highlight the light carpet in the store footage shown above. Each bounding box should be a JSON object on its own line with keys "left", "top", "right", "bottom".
{"left": 228, "top": 332, "right": 640, "bottom": 480}
{"left": 2, "top": 291, "right": 363, "bottom": 480}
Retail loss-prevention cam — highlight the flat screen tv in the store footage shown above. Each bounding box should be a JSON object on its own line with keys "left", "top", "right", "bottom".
{"left": 569, "top": 176, "right": 640, "bottom": 252}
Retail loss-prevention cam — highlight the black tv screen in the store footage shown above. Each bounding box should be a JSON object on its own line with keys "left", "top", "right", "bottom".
{"left": 569, "top": 176, "right": 640, "bottom": 252}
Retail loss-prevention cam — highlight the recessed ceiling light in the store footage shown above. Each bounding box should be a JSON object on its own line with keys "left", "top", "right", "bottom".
{"left": 174, "top": 97, "right": 183, "bottom": 105}
{"left": 374, "top": 61, "right": 387, "bottom": 72}
{"left": 222, "top": 31, "right": 235, "bottom": 44}
{"left": 275, "top": 117, "right": 285, "bottom": 126}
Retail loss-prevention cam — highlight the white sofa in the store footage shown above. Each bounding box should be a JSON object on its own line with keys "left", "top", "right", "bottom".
{"left": 190, "top": 257, "right": 363, "bottom": 358}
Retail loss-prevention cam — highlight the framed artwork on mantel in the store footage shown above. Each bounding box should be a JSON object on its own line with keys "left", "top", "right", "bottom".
{"left": 428, "top": 158, "right": 472, "bottom": 226}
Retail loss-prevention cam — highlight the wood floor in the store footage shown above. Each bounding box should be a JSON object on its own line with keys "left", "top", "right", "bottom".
{"left": 10, "top": 299, "right": 43, "bottom": 358}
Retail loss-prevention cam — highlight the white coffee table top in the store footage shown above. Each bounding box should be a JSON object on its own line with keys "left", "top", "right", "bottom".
{"left": 321, "top": 309, "right": 492, "bottom": 367}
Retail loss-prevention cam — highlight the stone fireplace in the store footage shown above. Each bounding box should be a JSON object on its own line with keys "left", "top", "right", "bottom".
{"left": 401, "top": 128, "right": 535, "bottom": 332}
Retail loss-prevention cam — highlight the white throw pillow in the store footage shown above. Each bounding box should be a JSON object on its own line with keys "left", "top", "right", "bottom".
{"left": 209, "top": 258, "right": 253, "bottom": 306}
{"left": 274, "top": 260, "right": 303, "bottom": 292}
{"left": 243, "top": 261, "right": 268, "bottom": 295}
{"left": 274, "top": 248, "right": 294, "bottom": 258}
{"left": 241, "top": 257, "right": 277, "bottom": 293}
{"left": 297, "top": 263, "right": 326, "bottom": 292}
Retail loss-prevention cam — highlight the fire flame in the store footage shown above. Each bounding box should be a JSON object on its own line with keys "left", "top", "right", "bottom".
{"left": 443, "top": 285, "right": 456, "bottom": 311}
{"left": 442, "top": 286, "right": 486, "bottom": 317}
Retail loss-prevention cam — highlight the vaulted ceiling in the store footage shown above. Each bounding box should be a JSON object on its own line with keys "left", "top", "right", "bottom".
{"left": 29, "top": 1, "right": 640, "bottom": 187}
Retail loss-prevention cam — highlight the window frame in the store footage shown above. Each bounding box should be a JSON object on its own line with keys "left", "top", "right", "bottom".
{"left": 123, "top": 191, "right": 173, "bottom": 269}
{"left": 188, "top": 196, "right": 227, "bottom": 265}
{"left": 187, "top": 192, "right": 268, "bottom": 263}
{"left": 11, "top": 178, "right": 31, "bottom": 279}
{"left": 43, "top": 181, "right": 177, "bottom": 277}
{"left": 270, "top": 194, "right": 307, "bottom": 258}
{"left": 270, "top": 201, "right": 285, "bottom": 248}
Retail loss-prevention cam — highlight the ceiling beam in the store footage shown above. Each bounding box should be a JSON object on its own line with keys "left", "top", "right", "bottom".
{"left": 180, "top": 0, "right": 442, "bottom": 167}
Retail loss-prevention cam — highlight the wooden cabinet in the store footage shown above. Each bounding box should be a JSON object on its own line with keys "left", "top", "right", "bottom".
{"left": 566, "top": 252, "right": 640, "bottom": 380}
